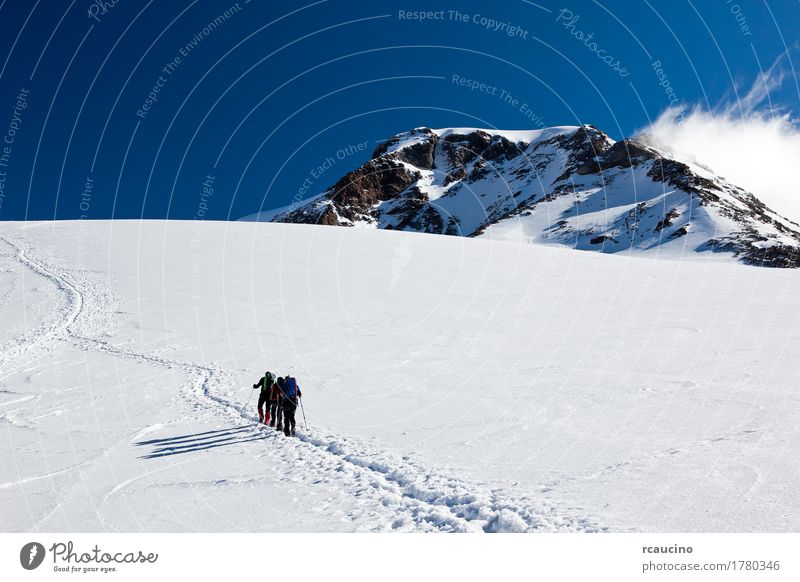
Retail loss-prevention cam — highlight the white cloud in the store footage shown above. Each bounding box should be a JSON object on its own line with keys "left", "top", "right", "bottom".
{"left": 637, "top": 52, "right": 800, "bottom": 224}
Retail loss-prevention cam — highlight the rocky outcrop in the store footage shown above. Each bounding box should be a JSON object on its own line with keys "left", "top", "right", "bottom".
{"left": 373, "top": 128, "right": 438, "bottom": 169}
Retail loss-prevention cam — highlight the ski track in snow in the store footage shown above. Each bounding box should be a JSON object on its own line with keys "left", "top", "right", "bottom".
{"left": 0, "top": 234, "right": 603, "bottom": 533}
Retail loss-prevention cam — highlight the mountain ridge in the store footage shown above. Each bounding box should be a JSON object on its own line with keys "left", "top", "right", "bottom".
{"left": 254, "top": 124, "right": 800, "bottom": 267}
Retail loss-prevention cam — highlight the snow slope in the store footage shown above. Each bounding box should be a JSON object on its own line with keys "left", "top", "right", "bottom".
{"left": 1, "top": 220, "right": 799, "bottom": 532}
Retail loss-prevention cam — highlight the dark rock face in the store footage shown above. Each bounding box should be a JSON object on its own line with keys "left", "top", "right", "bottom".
{"left": 600, "top": 140, "right": 656, "bottom": 169}
{"left": 271, "top": 124, "right": 800, "bottom": 268}
{"left": 405, "top": 205, "right": 445, "bottom": 233}
{"left": 277, "top": 156, "right": 421, "bottom": 226}
{"left": 655, "top": 209, "right": 681, "bottom": 232}
{"left": 555, "top": 125, "right": 614, "bottom": 178}
{"left": 317, "top": 205, "right": 340, "bottom": 226}
{"left": 437, "top": 131, "right": 525, "bottom": 182}
{"left": 648, "top": 158, "right": 719, "bottom": 195}
{"left": 393, "top": 134, "right": 438, "bottom": 170}
{"left": 371, "top": 128, "right": 433, "bottom": 159}
{"left": 331, "top": 158, "right": 418, "bottom": 207}
{"left": 572, "top": 138, "right": 656, "bottom": 177}
{"left": 744, "top": 245, "right": 800, "bottom": 268}
{"left": 443, "top": 166, "right": 466, "bottom": 186}
{"left": 442, "top": 131, "right": 493, "bottom": 167}
{"left": 284, "top": 159, "right": 421, "bottom": 226}
{"left": 667, "top": 225, "right": 689, "bottom": 239}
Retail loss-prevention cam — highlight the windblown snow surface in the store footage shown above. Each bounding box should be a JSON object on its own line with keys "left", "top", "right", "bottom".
{"left": 1, "top": 220, "right": 799, "bottom": 533}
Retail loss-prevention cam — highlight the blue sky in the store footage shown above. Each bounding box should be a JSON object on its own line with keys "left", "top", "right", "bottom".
{"left": 0, "top": 0, "right": 797, "bottom": 220}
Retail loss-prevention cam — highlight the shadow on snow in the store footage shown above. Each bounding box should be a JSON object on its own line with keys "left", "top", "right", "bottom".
{"left": 135, "top": 424, "right": 269, "bottom": 459}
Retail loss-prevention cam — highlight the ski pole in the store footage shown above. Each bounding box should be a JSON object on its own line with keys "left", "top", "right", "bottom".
{"left": 299, "top": 396, "right": 308, "bottom": 431}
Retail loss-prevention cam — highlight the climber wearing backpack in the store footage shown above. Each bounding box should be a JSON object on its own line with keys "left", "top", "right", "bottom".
{"left": 269, "top": 376, "right": 283, "bottom": 428}
{"left": 274, "top": 377, "right": 286, "bottom": 432}
{"left": 281, "top": 376, "right": 302, "bottom": 436}
{"left": 252, "top": 371, "right": 275, "bottom": 425}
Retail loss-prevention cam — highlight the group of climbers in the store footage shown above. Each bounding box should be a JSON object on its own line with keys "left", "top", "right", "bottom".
{"left": 252, "top": 371, "right": 303, "bottom": 436}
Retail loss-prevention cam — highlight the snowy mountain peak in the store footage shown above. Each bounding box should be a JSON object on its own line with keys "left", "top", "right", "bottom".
{"left": 269, "top": 124, "right": 800, "bottom": 267}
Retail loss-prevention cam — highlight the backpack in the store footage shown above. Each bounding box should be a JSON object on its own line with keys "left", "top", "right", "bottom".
{"left": 284, "top": 376, "right": 297, "bottom": 398}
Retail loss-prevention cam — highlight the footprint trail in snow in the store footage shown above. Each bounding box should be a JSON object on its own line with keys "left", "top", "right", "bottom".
{"left": 0, "top": 234, "right": 602, "bottom": 533}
